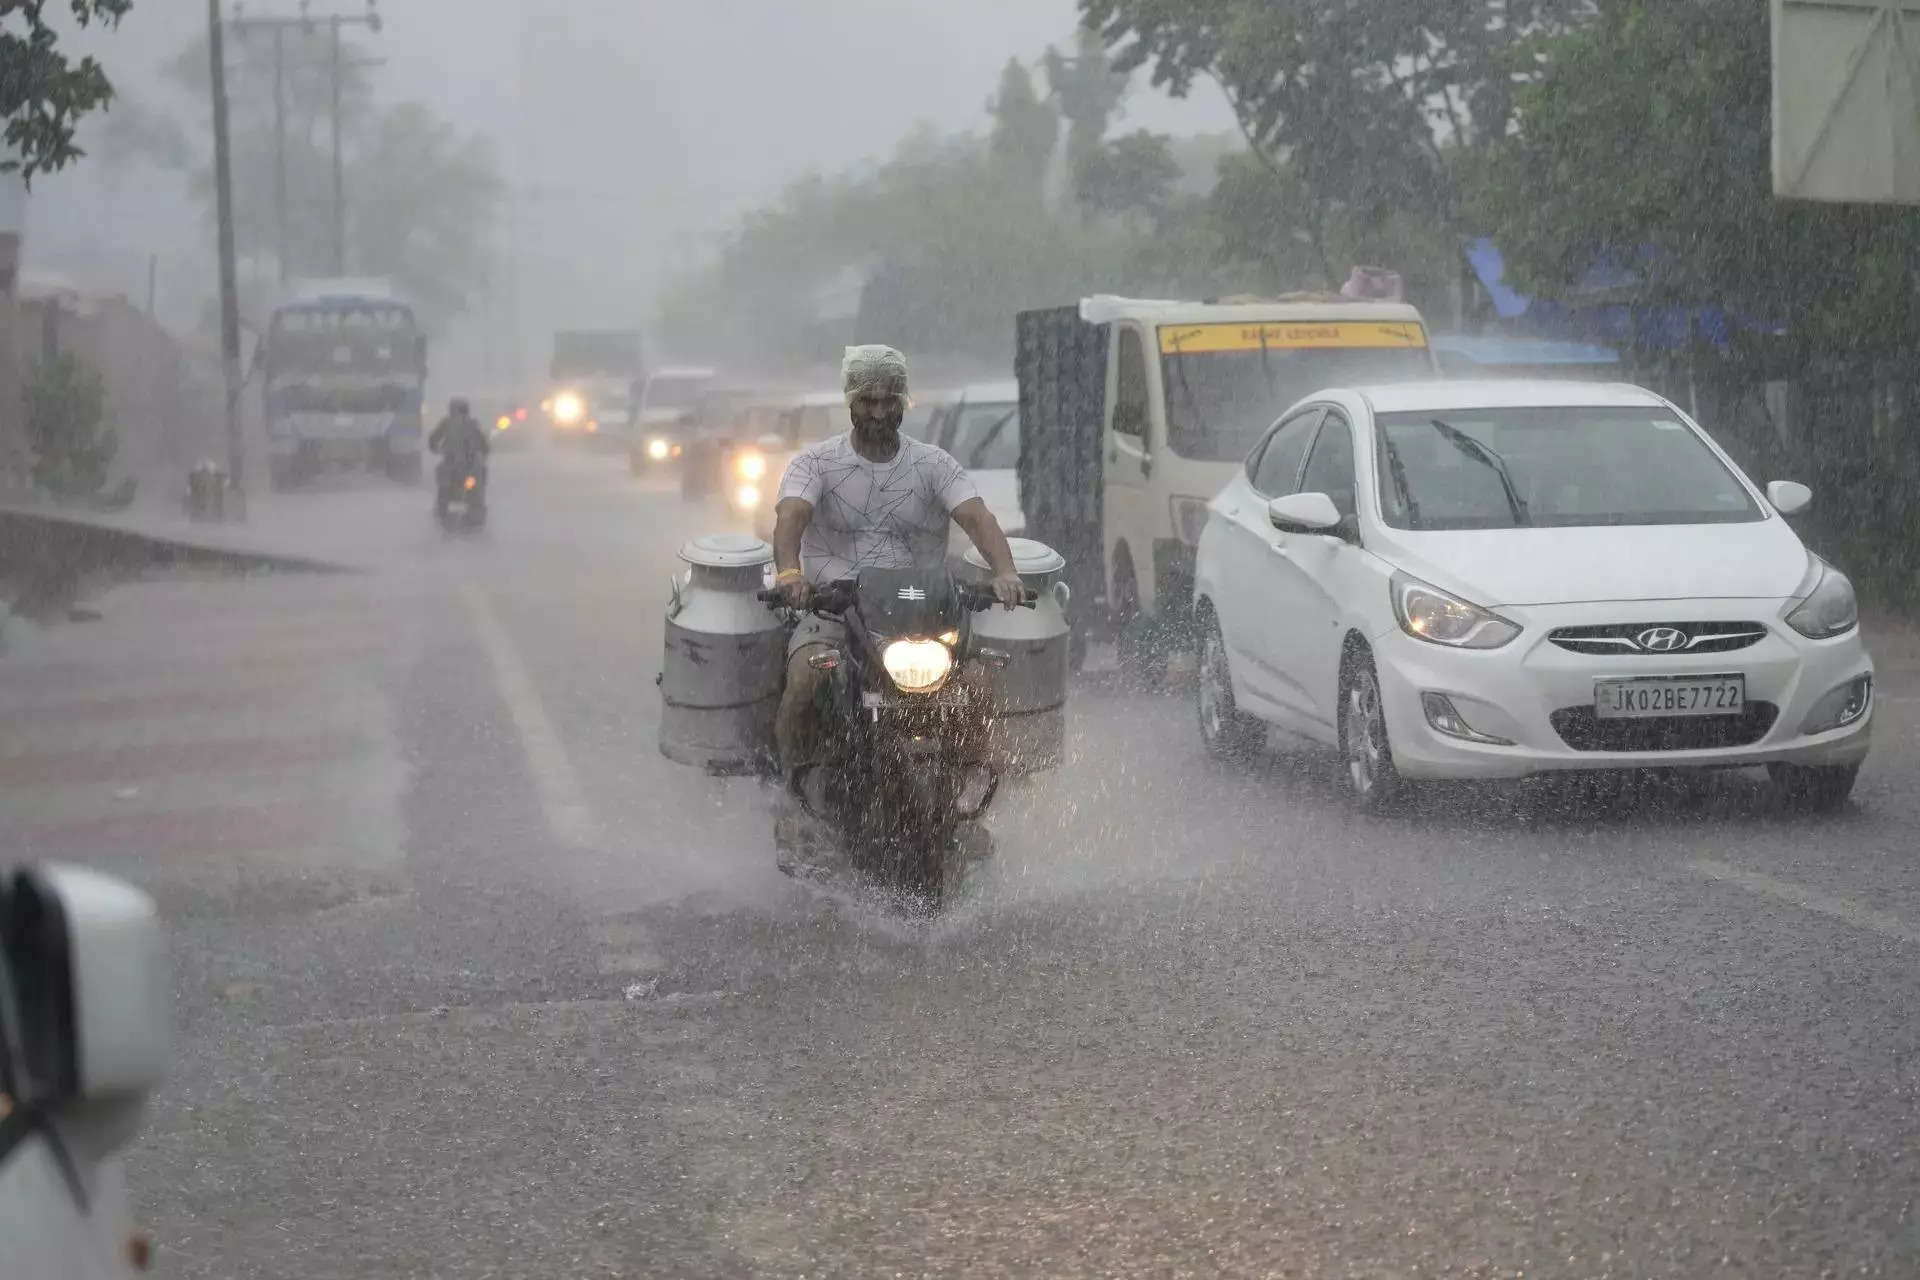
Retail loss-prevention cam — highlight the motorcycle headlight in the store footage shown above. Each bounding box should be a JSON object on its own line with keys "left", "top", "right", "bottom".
{"left": 1785, "top": 557, "right": 1859, "bottom": 639}
{"left": 552, "top": 391, "right": 585, "bottom": 425}
{"left": 646, "top": 437, "right": 670, "bottom": 460}
{"left": 882, "top": 638, "right": 954, "bottom": 692}
{"left": 1391, "top": 573, "right": 1520, "bottom": 649}
{"left": 736, "top": 450, "right": 767, "bottom": 481}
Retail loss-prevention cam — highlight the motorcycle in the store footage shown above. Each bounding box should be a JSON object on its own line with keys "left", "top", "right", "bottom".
{"left": 435, "top": 455, "right": 487, "bottom": 531}
{"left": 761, "top": 567, "right": 1035, "bottom": 906}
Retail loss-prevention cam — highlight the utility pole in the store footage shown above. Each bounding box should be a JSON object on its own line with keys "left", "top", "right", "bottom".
{"left": 209, "top": 0, "right": 246, "bottom": 499}
{"left": 227, "top": 2, "right": 382, "bottom": 280}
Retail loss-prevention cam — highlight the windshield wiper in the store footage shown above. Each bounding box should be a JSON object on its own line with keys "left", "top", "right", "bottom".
{"left": 969, "top": 408, "right": 1017, "bottom": 469}
{"left": 1380, "top": 433, "right": 1422, "bottom": 528}
{"left": 1165, "top": 333, "right": 1213, "bottom": 448}
{"left": 1427, "top": 418, "right": 1530, "bottom": 526}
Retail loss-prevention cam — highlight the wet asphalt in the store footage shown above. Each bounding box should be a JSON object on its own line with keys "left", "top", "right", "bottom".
{"left": 21, "top": 442, "right": 1920, "bottom": 1278}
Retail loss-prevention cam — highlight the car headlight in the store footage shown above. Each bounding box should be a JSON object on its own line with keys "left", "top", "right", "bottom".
{"left": 552, "top": 392, "right": 585, "bottom": 425}
{"left": 646, "top": 437, "right": 670, "bottom": 460}
{"left": 1785, "top": 557, "right": 1858, "bottom": 639}
{"left": 1391, "top": 573, "right": 1520, "bottom": 649}
{"left": 733, "top": 483, "right": 761, "bottom": 511}
{"left": 736, "top": 451, "right": 767, "bottom": 481}
{"left": 882, "top": 638, "right": 954, "bottom": 692}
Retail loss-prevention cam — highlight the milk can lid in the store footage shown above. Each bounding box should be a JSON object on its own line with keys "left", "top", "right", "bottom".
{"left": 963, "top": 536, "right": 1065, "bottom": 576}
{"left": 680, "top": 533, "right": 774, "bottom": 568}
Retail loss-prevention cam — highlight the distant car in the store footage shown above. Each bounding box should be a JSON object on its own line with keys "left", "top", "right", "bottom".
{"left": 933, "top": 380, "right": 1026, "bottom": 558}
{"left": 628, "top": 366, "right": 719, "bottom": 472}
{"left": 1192, "top": 380, "right": 1873, "bottom": 812}
{"left": 1, "top": 864, "right": 172, "bottom": 1278}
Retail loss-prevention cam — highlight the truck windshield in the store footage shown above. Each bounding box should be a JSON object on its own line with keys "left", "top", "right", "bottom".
{"left": 1161, "top": 341, "right": 1432, "bottom": 462}
{"left": 946, "top": 403, "right": 1020, "bottom": 470}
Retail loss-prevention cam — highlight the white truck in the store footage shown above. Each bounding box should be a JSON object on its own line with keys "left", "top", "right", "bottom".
{"left": 260, "top": 278, "right": 428, "bottom": 489}
{"left": 1016, "top": 294, "right": 1439, "bottom": 671}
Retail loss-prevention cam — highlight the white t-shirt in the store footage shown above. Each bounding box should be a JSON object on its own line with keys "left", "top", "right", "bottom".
{"left": 778, "top": 432, "right": 980, "bottom": 584}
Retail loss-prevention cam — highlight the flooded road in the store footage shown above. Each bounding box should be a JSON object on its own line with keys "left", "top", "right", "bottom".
{"left": 10, "top": 443, "right": 1920, "bottom": 1276}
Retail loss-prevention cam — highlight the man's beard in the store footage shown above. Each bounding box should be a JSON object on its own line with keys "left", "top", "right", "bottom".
{"left": 851, "top": 408, "right": 904, "bottom": 445}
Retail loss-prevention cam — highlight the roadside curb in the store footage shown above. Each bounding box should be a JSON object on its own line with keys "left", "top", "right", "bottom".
{"left": 0, "top": 501, "right": 355, "bottom": 579}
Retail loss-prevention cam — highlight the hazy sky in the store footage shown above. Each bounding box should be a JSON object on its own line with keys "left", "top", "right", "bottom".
{"left": 23, "top": 0, "right": 1235, "bottom": 386}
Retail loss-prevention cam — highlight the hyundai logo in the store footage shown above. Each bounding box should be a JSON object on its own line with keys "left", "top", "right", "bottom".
{"left": 1636, "top": 626, "right": 1689, "bottom": 652}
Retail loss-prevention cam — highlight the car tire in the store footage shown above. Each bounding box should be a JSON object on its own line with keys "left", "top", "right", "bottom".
{"left": 1339, "top": 648, "right": 1409, "bottom": 814}
{"left": 1768, "top": 762, "right": 1860, "bottom": 813}
{"left": 1197, "top": 614, "right": 1263, "bottom": 762}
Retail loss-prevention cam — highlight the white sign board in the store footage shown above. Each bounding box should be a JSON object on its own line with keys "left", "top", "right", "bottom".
{"left": 1772, "top": 0, "right": 1920, "bottom": 203}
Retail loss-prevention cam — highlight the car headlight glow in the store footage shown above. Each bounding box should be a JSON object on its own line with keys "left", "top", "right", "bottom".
{"left": 882, "top": 638, "right": 954, "bottom": 692}
{"left": 736, "top": 451, "right": 767, "bottom": 481}
{"left": 646, "top": 437, "right": 670, "bottom": 460}
{"left": 1392, "top": 573, "right": 1520, "bottom": 649}
{"left": 552, "top": 391, "right": 585, "bottom": 425}
{"left": 733, "top": 483, "right": 761, "bottom": 511}
{"left": 1785, "top": 557, "right": 1859, "bottom": 639}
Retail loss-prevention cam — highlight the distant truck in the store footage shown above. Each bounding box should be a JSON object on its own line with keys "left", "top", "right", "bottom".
{"left": 260, "top": 278, "right": 428, "bottom": 489}
{"left": 545, "top": 329, "right": 643, "bottom": 442}
{"left": 1016, "top": 293, "right": 1439, "bottom": 671}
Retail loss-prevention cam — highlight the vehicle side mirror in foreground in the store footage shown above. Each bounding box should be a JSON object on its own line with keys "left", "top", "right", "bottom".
{"left": 1768, "top": 480, "right": 1813, "bottom": 516}
{"left": 3, "top": 864, "right": 171, "bottom": 1158}
{"left": 1269, "top": 492, "right": 1344, "bottom": 535}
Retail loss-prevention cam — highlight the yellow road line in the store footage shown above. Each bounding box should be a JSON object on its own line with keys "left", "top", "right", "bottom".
{"left": 458, "top": 579, "right": 603, "bottom": 850}
{"left": 1686, "top": 857, "right": 1920, "bottom": 945}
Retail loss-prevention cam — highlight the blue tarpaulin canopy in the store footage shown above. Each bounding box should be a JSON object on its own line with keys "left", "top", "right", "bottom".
{"left": 1463, "top": 238, "right": 1747, "bottom": 352}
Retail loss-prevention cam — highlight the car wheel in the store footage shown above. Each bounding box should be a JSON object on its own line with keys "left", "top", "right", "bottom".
{"left": 1197, "top": 615, "right": 1263, "bottom": 762}
{"left": 1768, "top": 762, "right": 1860, "bottom": 814}
{"left": 1339, "top": 650, "right": 1407, "bottom": 813}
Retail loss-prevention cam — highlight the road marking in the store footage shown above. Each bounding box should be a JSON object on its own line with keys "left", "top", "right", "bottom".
{"left": 458, "top": 579, "right": 604, "bottom": 850}
{"left": 1686, "top": 858, "right": 1920, "bottom": 945}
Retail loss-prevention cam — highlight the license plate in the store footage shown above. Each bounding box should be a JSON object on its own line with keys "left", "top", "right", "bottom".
{"left": 1594, "top": 675, "right": 1746, "bottom": 719}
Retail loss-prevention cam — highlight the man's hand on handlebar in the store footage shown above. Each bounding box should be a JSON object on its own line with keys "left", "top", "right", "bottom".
{"left": 779, "top": 575, "right": 813, "bottom": 609}
{"left": 991, "top": 573, "right": 1025, "bottom": 610}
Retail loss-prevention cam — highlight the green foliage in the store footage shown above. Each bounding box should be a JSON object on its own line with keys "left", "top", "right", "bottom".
{"left": 25, "top": 350, "right": 117, "bottom": 500}
{"left": 1075, "top": 129, "right": 1181, "bottom": 223}
{"left": 986, "top": 58, "right": 1058, "bottom": 197}
{"left": 0, "top": 0, "right": 134, "bottom": 182}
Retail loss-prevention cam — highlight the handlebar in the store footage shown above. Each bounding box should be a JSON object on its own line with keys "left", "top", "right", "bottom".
{"left": 757, "top": 580, "right": 1037, "bottom": 613}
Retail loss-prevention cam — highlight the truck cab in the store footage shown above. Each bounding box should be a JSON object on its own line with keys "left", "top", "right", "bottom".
{"left": 1019, "top": 295, "right": 1438, "bottom": 668}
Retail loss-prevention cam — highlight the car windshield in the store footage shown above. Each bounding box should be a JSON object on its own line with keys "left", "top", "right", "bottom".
{"left": 643, "top": 376, "right": 710, "bottom": 411}
{"left": 1162, "top": 343, "right": 1433, "bottom": 461}
{"left": 945, "top": 402, "right": 1020, "bottom": 470}
{"left": 1373, "top": 406, "right": 1763, "bottom": 530}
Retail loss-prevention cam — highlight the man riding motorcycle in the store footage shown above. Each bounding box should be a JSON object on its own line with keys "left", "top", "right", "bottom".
{"left": 771, "top": 345, "right": 1024, "bottom": 850}
{"left": 428, "top": 397, "right": 490, "bottom": 518}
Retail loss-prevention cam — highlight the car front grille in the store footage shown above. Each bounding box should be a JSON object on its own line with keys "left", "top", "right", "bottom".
{"left": 1547, "top": 621, "right": 1769, "bottom": 657}
{"left": 1549, "top": 702, "right": 1779, "bottom": 752}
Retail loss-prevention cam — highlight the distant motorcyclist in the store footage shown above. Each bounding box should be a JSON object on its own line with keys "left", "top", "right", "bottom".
{"left": 429, "top": 397, "right": 490, "bottom": 515}
{"left": 770, "top": 345, "right": 1023, "bottom": 800}
{"left": 430, "top": 397, "right": 490, "bottom": 467}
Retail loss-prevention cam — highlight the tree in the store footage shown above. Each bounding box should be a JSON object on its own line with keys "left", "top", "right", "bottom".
{"left": 1075, "top": 129, "right": 1180, "bottom": 224}
{"left": 1079, "top": 0, "right": 1587, "bottom": 263}
{"left": 0, "top": 0, "right": 133, "bottom": 181}
{"left": 1044, "top": 25, "right": 1129, "bottom": 217}
{"left": 986, "top": 58, "right": 1058, "bottom": 198}
{"left": 124, "top": 30, "right": 500, "bottom": 331}
{"left": 24, "top": 350, "right": 116, "bottom": 500}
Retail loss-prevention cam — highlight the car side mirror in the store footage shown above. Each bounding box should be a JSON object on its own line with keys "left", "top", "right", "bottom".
{"left": 1768, "top": 480, "right": 1812, "bottom": 516}
{"left": 1268, "top": 492, "right": 1344, "bottom": 534}
{"left": 4, "top": 864, "right": 171, "bottom": 1107}
{"left": 2, "top": 864, "right": 171, "bottom": 1161}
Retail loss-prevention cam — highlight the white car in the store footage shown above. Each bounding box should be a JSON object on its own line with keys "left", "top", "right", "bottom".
{"left": 1192, "top": 381, "right": 1873, "bottom": 812}
{"left": 934, "top": 381, "right": 1026, "bottom": 558}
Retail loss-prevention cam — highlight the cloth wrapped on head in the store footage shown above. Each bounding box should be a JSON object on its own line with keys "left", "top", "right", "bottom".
{"left": 842, "top": 344, "right": 909, "bottom": 404}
